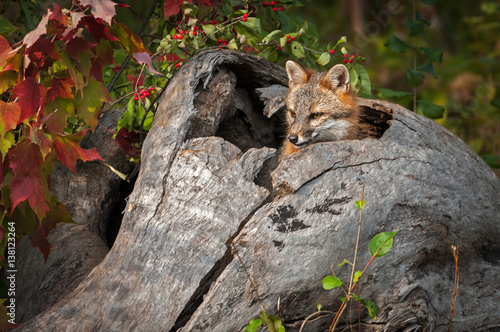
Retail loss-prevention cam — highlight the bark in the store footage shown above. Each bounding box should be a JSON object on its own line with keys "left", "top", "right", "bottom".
{"left": 16, "top": 50, "right": 500, "bottom": 332}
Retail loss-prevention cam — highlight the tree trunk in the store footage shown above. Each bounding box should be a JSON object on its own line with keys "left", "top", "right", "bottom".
{"left": 16, "top": 50, "right": 500, "bottom": 332}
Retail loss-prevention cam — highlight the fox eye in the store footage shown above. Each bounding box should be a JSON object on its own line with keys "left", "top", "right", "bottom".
{"left": 289, "top": 110, "right": 297, "bottom": 118}
{"left": 311, "top": 112, "right": 324, "bottom": 119}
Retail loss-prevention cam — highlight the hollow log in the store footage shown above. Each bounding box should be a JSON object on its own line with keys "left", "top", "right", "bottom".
{"left": 16, "top": 50, "right": 500, "bottom": 332}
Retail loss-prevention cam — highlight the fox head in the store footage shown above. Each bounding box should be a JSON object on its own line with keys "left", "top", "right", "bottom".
{"left": 284, "top": 61, "right": 360, "bottom": 150}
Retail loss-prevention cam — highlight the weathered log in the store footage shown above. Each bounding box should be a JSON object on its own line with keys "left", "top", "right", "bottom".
{"left": 16, "top": 50, "right": 500, "bottom": 332}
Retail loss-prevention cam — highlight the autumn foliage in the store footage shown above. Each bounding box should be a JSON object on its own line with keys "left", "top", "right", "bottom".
{"left": 0, "top": 0, "right": 153, "bottom": 262}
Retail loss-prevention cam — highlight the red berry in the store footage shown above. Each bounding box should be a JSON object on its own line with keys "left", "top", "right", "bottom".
{"left": 287, "top": 39, "right": 291, "bottom": 44}
{"left": 193, "top": 26, "right": 198, "bottom": 30}
{"left": 275, "top": 0, "right": 279, "bottom": 2}
{"left": 149, "top": 87, "right": 155, "bottom": 91}
{"left": 140, "top": 95, "right": 145, "bottom": 99}
{"left": 173, "top": 35, "right": 178, "bottom": 39}
{"left": 291, "top": 36, "right": 295, "bottom": 40}
{"left": 224, "top": 39, "right": 227, "bottom": 42}
{"left": 272, "top": 7, "right": 277, "bottom": 11}
{"left": 179, "top": 35, "right": 183, "bottom": 40}
{"left": 277, "top": 46, "right": 282, "bottom": 51}
{"left": 286, "top": 35, "right": 290, "bottom": 39}
{"left": 263, "top": 1, "right": 268, "bottom": 6}
{"left": 114, "top": 69, "right": 118, "bottom": 73}
{"left": 134, "top": 92, "right": 137, "bottom": 96}
{"left": 344, "top": 54, "right": 348, "bottom": 57}
{"left": 343, "top": 59, "right": 348, "bottom": 63}
{"left": 116, "top": 65, "right": 120, "bottom": 69}
{"left": 279, "top": 7, "right": 284, "bottom": 11}
{"left": 270, "top": 1, "right": 275, "bottom": 5}
{"left": 193, "top": 31, "right": 197, "bottom": 35}
{"left": 350, "top": 54, "right": 355, "bottom": 58}
{"left": 134, "top": 96, "right": 139, "bottom": 101}
{"left": 222, "top": 42, "right": 227, "bottom": 46}
{"left": 330, "top": 49, "right": 334, "bottom": 54}
{"left": 146, "top": 91, "right": 151, "bottom": 96}
{"left": 242, "top": 17, "right": 247, "bottom": 22}
{"left": 243, "top": 13, "right": 248, "bottom": 18}
{"left": 348, "top": 59, "right": 353, "bottom": 63}
{"left": 212, "top": 19, "right": 217, "bottom": 24}
{"left": 218, "top": 38, "right": 222, "bottom": 43}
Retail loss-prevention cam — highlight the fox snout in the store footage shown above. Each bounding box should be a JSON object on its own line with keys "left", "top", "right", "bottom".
{"left": 287, "top": 131, "right": 313, "bottom": 149}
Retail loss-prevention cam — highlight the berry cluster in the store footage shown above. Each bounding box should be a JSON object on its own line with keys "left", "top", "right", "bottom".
{"left": 114, "top": 65, "right": 121, "bottom": 73}
{"left": 343, "top": 54, "right": 355, "bottom": 64}
{"left": 263, "top": 0, "right": 284, "bottom": 11}
{"left": 242, "top": 13, "right": 248, "bottom": 22}
{"left": 285, "top": 34, "right": 295, "bottom": 44}
{"left": 217, "top": 38, "right": 228, "bottom": 47}
{"left": 133, "top": 87, "right": 156, "bottom": 101}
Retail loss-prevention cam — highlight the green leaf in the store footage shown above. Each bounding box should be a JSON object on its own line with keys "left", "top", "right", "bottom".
{"left": 384, "top": 35, "right": 412, "bottom": 53}
{"left": 322, "top": 275, "right": 344, "bottom": 290}
{"left": 418, "top": 61, "right": 437, "bottom": 78}
{"left": 318, "top": 52, "right": 331, "bottom": 66}
{"left": 245, "top": 319, "right": 262, "bottom": 332}
{"left": 239, "top": 17, "right": 261, "bottom": 35}
{"left": 337, "top": 259, "right": 350, "bottom": 267}
{"left": 339, "top": 296, "right": 346, "bottom": 303}
{"left": 335, "top": 36, "right": 347, "bottom": 48}
{"left": 341, "top": 46, "right": 348, "bottom": 55}
{"left": 317, "top": 303, "right": 323, "bottom": 311}
{"left": 369, "top": 231, "right": 398, "bottom": 257}
{"left": 407, "top": 19, "right": 425, "bottom": 36}
{"left": 0, "top": 17, "right": 18, "bottom": 36}
{"left": 365, "top": 300, "right": 379, "bottom": 319}
{"left": 481, "top": 155, "right": 500, "bottom": 169}
{"left": 277, "top": 10, "right": 292, "bottom": 32}
{"left": 356, "top": 64, "right": 371, "bottom": 95}
{"left": 491, "top": 99, "right": 500, "bottom": 108}
{"left": 262, "top": 29, "right": 285, "bottom": 44}
{"left": 419, "top": 47, "right": 443, "bottom": 63}
{"left": 416, "top": 10, "right": 431, "bottom": 25}
{"left": 406, "top": 69, "right": 425, "bottom": 87}
{"left": 377, "top": 88, "right": 412, "bottom": 100}
{"left": 291, "top": 40, "right": 305, "bottom": 58}
{"left": 202, "top": 24, "right": 216, "bottom": 36}
{"left": 417, "top": 100, "right": 445, "bottom": 119}
{"left": 353, "top": 270, "right": 362, "bottom": 283}
{"left": 355, "top": 200, "right": 365, "bottom": 211}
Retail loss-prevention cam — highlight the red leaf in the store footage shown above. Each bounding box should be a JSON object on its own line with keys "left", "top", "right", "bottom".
{"left": 90, "top": 57, "right": 104, "bottom": 81}
{"left": 0, "top": 101, "right": 21, "bottom": 136}
{"left": 47, "top": 3, "right": 69, "bottom": 35}
{"left": 79, "top": 0, "right": 117, "bottom": 25}
{"left": 133, "top": 52, "right": 160, "bottom": 75}
{"left": 33, "top": 130, "right": 53, "bottom": 159}
{"left": 8, "top": 140, "right": 42, "bottom": 177}
{"left": 54, "top": 130, "right": 103, "bottom": 172}
{"left": 46, "top": 76, "right": 75, "bottom": 104}
{"left": 12, "top": 78, "right": 45, "bottom": 122}
{"left": 62, "top": 12, "right": 86, "bottom": 39}
{"left": 115, "top": 127, "right": 141, "bottom": 158}
{"left": 44, "top": 98, "right": 74, "bottom": 135}
{"left": 0, "top": 36, "right": 14, "bottom": 68}
{"left": 65, "top": 36, "right": 96, "bottom": 60}
{"left": 10, "top": 169, "right": 50, "bottom": 219}
{"left": 163, "top": 0, "right": 185, "bottom": 18}
{"left": 82, "top": 16, "right": 119, "bottom": 43}
{"left": 23, "top": 12, "right": 50, "bottom": 49}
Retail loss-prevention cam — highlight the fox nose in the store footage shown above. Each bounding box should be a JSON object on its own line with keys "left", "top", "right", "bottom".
{"left": 288, "top": 135, "right": 298, "bottom": 144}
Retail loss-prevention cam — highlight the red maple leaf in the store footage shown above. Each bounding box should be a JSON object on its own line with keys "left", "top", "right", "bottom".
{"left": 62, "top": 12, "right": 86, "bottom": 39}
{"left": 43, "top": 98, "right": 73, "bottom": 135}
{"left": 23, "top": 12, "right": 50, "bottom": 50}
{"left": 66, "top": 37, "right": 96, "bottom": 60}
{"left": 81, "top": 16, "right": 119, "bottom": 43}
{"left": 0, "top": 101, "right": 21, "bottom": 136}
{"left": 10, "top": 170, "right": 50, "bottom": 219}
{"left": 115, "top": 127, "right": 141, "bottom": 158}
{"left": 47, "top": 3, "right": 70, "bottom": 35}
{"left": 133, "top": 52, "right": 160, "bottom": 75}
{"left": 46, "top": 76, "right": 75, "bottom": 104}
{"left": 12, "top": 78, "right": 45, "bottom": 122}
{"left": 0, "top": 36, "right": 13, "bottom": 68}
{"left": 8, "top": 140, "right": 42, "bottom": 177}
{"left": 163, "top": 0, "right": 186, "bottom": 18}
{"left": 54, "top": 130, "right": 103, "bottom": 172}
{"left": 79, "top": 0, "right": 117, "bottom": 25}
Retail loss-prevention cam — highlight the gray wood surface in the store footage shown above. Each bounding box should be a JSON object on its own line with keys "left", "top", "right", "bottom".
{"left": 16, "top": 50, "right": 500, "bottom": 332}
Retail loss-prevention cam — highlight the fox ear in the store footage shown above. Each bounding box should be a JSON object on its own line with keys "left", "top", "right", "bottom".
{"left": 286, "top": 60, "right": 308, "bottom": 88}
{"left": 321, "top": 64, "right": 350, "bottom": 92}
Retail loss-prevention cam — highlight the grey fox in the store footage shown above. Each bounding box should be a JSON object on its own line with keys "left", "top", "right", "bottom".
{"left": 282, "top": 60, "right": 360, "bottom": 157}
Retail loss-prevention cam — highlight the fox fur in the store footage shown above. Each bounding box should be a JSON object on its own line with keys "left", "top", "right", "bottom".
{"left": 282, "top": 60, "right": 360, "bottom": 157}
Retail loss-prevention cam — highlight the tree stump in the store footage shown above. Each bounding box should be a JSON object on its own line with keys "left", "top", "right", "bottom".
{"left": 16, "top": 50, "right": 500, "bottom": 332}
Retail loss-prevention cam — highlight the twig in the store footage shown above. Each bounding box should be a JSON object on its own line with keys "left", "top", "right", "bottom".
{"left": 299, "top": 310, "right": 336, "bottom": 332}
